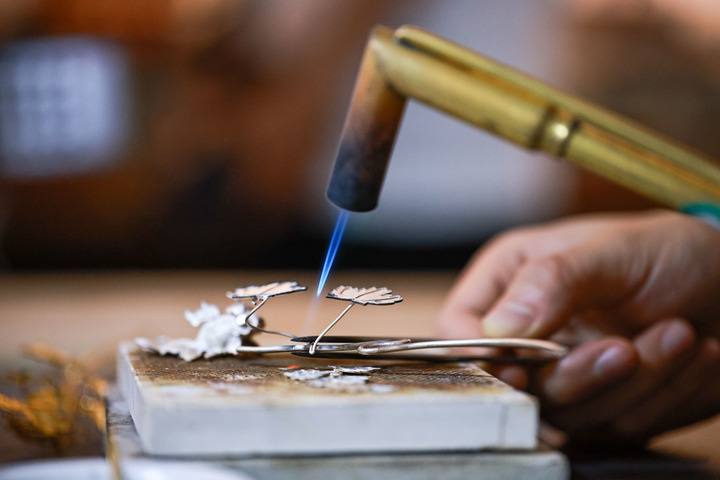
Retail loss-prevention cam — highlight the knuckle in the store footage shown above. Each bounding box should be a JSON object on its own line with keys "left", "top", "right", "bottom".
{"left": 527, "top": 255, "right": 574, "bottom": 288}
{"left": 469, "top": 229, "right": 531, "bottom": 269}
{"left": 485, "top": 227, "right": 533, "bottom": 254}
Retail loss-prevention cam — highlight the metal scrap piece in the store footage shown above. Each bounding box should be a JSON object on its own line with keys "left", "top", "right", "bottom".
{"left": 135, "top": 302, "right": 262, "bottom": 361}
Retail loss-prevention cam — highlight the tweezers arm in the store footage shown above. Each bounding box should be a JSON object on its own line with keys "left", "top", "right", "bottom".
{"left": 357, "top": 338, "right": 568, "bottom": 358}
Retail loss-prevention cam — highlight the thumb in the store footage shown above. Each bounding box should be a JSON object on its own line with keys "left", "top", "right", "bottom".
{"left": 482, "top": 243, "right": 649, "bottom": 338}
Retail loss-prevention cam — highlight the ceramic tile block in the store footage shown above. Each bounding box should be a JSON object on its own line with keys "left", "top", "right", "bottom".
{"left": 107, "top": 389, "right": 569, "bottom": 480}
{"left": 117, "top": 342, "right": 538, "bottom": 456}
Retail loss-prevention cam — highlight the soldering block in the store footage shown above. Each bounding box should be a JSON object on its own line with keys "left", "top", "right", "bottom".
{"left": 117, "top": 342, "right": 538, "bottom": 457}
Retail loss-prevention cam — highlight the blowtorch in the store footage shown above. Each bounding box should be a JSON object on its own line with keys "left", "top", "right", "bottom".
{"left": 326, "top": 25, "right": 720, "bottom": 216}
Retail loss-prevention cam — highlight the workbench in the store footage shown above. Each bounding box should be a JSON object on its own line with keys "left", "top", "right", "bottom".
{"left": 1, "top": 271, "right": 719, "bottom": 478}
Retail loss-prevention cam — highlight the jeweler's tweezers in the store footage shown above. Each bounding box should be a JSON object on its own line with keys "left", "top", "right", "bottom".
{"left": 234, "top": 336, "right": 568, "bottom": 363}
{"left": 356, "top": 338, "right": 567, "bottom": 356}
{"left": 291, "top": 335, "right": 435, "bottom": 343}
{"left": 290, "top": 352, "right": 559, "bottom": 364}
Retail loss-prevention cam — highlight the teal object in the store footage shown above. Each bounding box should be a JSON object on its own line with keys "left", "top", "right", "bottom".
{"left": 682, "top": 203, "right": 720, "bottom": 229}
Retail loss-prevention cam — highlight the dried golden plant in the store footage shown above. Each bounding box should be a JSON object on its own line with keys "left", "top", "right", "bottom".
{"left": 0, "top": 344, "right": 107, "bottom": 450}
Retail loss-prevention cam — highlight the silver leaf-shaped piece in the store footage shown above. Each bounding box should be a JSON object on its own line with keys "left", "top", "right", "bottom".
{"left": 327, "top": 286, "right": 403, "bottom": 306}
{"left": 308, "top": 286, "right": 403, "bottom": 355}
{"left": 227, "top": 281, "right": 307, "bottom": 301}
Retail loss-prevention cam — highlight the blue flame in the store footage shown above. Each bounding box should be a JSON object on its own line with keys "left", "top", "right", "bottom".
{"left": 316, "top": 209, "right": 350, "bottom": 296}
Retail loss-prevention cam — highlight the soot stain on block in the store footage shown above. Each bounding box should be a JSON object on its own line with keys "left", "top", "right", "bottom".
{"left": 128, "top": 349, "right": 504, "bottom": 397}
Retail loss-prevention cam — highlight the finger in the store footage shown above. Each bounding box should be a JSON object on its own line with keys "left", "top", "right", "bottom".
{"left": 536, "top": 336, "right": 638, "bottom": 405}
{"left": 543, "top": 318, "right": 696, "bottom": 434}
{"left": 436, "top": 236, "right": 527, "bottom": 339}
{"left": 481, "top": 239, "right": 652, "bottom": 339}
{"left": 495, "top": 365, "right": 529, "bottom": 390}
{"left": 437, "top": 220, "right": 606, "bottom": 338}
{"left": 437, "top": 215, "right": 636, "bottom": 339}
{"left": 613, "top": 336, "right": 720, "bottom": 438}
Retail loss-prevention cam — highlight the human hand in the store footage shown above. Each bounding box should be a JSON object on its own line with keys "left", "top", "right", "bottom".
{"left": 438, "top": 210, "right": 720, "bottom": 445}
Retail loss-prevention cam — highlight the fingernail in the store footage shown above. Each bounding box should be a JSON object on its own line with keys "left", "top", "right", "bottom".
{"left": 483, "top": 301, "right": 535, "bottom": 338}
{"left": 593, "top": 345, "right": 634, "bottom": 378}
{"left": 661, "top": 320, "right": 694, "bottom": 357}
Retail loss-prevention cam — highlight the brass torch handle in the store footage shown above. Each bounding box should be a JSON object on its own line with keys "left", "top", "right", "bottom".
{"left": 371, "top": 25, "right": 720, "bottom": 209}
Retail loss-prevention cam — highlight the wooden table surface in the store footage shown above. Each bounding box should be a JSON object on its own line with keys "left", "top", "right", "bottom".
{"left": 1, "top": 270, "right": 719, "bottom": 475}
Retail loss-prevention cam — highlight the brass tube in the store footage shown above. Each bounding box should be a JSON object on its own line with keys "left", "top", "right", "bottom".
{"left": 392, "top": 26, "right": 720, "bottom": 188}
{"left": 378, "top": 28, "right": 549, "bottom": 148}
{"left": 327, "top": 25, "right": 720, "bottom": 212}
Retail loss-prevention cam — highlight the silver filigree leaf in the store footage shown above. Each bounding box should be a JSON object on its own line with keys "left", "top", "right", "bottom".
{"left": 227, "top": 281, "right": 307, "bottom": 301}
{"left": 327, "top": 286, "right": 403, "bottom": 306}
{"left": 309, "top": 286, "right": 403, "bottom": 354}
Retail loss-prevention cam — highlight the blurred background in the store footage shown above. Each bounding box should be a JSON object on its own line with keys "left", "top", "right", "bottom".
{"left": 0, "top": 0, "right": 719, "bottom": 271}
{"left": 3, "top": 0, "right": 720, "bottom": 467}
